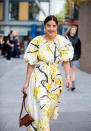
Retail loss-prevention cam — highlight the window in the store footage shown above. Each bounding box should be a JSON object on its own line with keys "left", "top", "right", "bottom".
{"left": 29, "top": 2, "right": 39, "bottom": 21}
{"left": 9, "top": 1, "right": 19, "bottom": 20}
{"left": 73, "top": 6, "right": 79, "bottom": 20}
{"left": 19, "top": 2, "right": 29, "bottom": 21}
{"left": 8, "top": 1, "right": 49, "bottom": 21}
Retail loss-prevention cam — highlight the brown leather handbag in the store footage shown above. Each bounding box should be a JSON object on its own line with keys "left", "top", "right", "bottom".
{"left": 19, "top": 93, "right": 34, "bottom": 127}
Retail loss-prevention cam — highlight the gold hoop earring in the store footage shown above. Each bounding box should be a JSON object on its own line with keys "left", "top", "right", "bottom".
{"left": 55, "top": 30, "right": 57, "bottom": 34}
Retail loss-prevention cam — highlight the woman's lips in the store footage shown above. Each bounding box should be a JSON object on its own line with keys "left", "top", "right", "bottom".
{"left": 48, "top": 31, "right": 54, "bottom": 34}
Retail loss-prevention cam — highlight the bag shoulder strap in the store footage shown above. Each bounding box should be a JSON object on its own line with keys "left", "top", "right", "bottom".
{"left": 19, "top": 93, "right": 28, "bottom": 120}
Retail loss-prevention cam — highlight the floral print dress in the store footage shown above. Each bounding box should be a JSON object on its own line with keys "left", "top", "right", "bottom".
{"left": 24, "top": 34, "right": 73, "bottom": 131}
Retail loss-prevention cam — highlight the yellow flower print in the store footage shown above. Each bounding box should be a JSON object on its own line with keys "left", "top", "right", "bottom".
{"left": 47, "top": 112, "right": 50, "bottom": 119}
{"left": 38, "top": 119, "right": 40, "bottom": 124}
{"left": 48, "top": 77, "right": 52, "bottom": 83}
{"left": 44, "top": 65, "right": 48, "bottom": 70}
{"left": 60, "top": 83, "right": 63, "bottom": 87}
{"left": 51, "top": 70, "right": 56, "bottom": 79}
{"left": 52, "top": 83, "right": 56, "bottom": 88}
{"left": 35, "top": 53, "right": 37, "bottom": 56}
{"left": 27, "top": 129, "right": 31, "bottom": 131}
{"left": 38, "top": 118, "right": 43, "bottom": 130}
{"left": 60, "top": 88, "right": 63, "bottom": 94}
{"left": 49, "top": 66, "right": 54, "bottom": 72}
{"left": 44, "top": 119, "right": 47, "bottom": 127}
{"left": 24, "top": 57, "right": 27, "bottom": 62}
{"left": 37, "top": 37, "right": 42, "bottom": 44}
{"left": 24, "top": 57, "right": 30, "bottom": 63}
{"left": 46, "top": 83, "right": 52, "bottom": 90}
{"left": 43, "top": 110, "right": 50, "bottom": 119}
{"left": 55, "top": 92, "right": 59, "bottom": 97}
{"left": 34, "top": 74, "right": 39, "bottom": 81}
{"left": 32, "top": 39, "right": 37, "bottom": 43}
{"left": 28, "top": 106, "right": 30, "bottom": 113}
{"left": 53, "top": 70, "right": 56, "bottom": 74}
{"left": 65, "top": 58, "right": 69, "bottom": 62}
{"left": 55, "top": 79, "right": 61, "bottom": 84}
{"left": 61, "top": 47, "right": 68, "bottom": 56}
{"left": 43, "top": 129, "right": 47, "bottom": 131}
{"left": 57, "top": 37, "right": 60, "bottom": 46}
{"left": 49, "top": 107, "right": 54, "bottom": 113}
{"left": 43, "top": 56, "right": 46, "bottom": 61}
{"left": 48, "top": 93, "right": 53, "bottom": 99}
{"left": 38, "top": 52, "right": 42, "bottom": 60}
{"left": 61, "top": 50, "right": 65, "bottom": 55}
{"left": 28, "top": 47, "right": 36, "bottom": 52}
{"left": 44, "top": 102, "right": 50, "bottom": 113}
{"left": 41, "top": 51, "right": 43, "bottom": 55}
{"left": 53, "top": 95, "right": 57, "bottom": 100}
{"left": 52, "top": 63, "right": 56, "bottom": 66}
{"left": 45, "top": 45, "right": 51, "bottom": 52}
{"left": 34, "top": 86, "right": 40, "bottom": 99}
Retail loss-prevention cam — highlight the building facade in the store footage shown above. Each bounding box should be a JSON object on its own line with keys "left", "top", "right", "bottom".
{"left": 0, "top": 0, "right": 49, "bottom": 37}
{"left": 79, "top": 1, "right": 91, "bottom": 73}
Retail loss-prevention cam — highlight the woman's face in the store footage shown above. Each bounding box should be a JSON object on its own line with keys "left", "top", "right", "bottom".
{"left": 70, "top": 27, "right": 77, "bottom": 36}
{"left": 44, "top": 20, "right": 58, "bottom": 37}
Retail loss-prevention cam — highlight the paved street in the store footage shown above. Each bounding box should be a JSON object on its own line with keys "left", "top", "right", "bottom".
{"left": 0, "top": 56, "right": 91, "bottom": 131}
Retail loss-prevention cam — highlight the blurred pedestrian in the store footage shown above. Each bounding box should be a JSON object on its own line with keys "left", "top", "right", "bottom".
{"left": 12, "top": 31, "right": 20, "bottom": 58}
{"left": 5, "top": 31, "right": 14, "bottom": 61}
{"left": 65, "top": 25, "right": 81, "bottom": 91}
{"left": 21, "top": 15, "right": 73, "bottom": 131}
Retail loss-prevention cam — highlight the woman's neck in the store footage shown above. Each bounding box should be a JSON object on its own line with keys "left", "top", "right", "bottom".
{"left": 44, "top": 34, "right": 57, "bottom": 41}
{"left": 70, "top": 33, "right": 75, "bottom": 37}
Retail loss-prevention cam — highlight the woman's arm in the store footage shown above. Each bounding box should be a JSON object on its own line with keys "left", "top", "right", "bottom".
{"left": 63, "top": 61, "right": 72, "bottom": 90}
{"left": 22, "top": 63, "right": 34, "bottom": 94}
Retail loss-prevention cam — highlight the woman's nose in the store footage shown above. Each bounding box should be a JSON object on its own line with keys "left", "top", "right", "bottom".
{"left": 50, "top": 26, "right": 54, "bottom": 30}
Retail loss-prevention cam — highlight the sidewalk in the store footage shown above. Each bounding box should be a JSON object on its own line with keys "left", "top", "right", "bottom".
{"left": 0, "top": 57, "right": 91, "bottom": 131}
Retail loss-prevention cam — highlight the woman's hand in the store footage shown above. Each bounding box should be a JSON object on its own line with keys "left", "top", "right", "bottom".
{"left": 63, "top": 61, "right": 72, "bottom": 91}
{"left": 21, "top": 82, "right": 29, "bottom": 95}
{"left": 66, "top": 77, "right": 72, "bottom": 91}
{"left": 11, "top": 44, "right": 14, "bottom": 48}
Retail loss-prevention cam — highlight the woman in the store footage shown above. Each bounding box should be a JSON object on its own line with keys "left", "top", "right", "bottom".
{"left": 65, "top": 25, "right": 81, "bottom": 91}
{"left": 22, "top": 15, "right": 73, "bottom": 131}
{"left": 5, "top": 31, "right": 14, "bottom": 61}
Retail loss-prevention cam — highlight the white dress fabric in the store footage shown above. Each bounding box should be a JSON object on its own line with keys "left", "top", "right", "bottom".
{"left": 24, "top": 34, "right": 74, "bottom": 131}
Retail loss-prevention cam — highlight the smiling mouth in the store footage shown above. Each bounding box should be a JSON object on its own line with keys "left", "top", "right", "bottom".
{"left": 48, "top": 31, "right": 54, "bottom": 34}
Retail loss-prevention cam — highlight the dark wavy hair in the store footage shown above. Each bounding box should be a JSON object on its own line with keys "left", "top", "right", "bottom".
{"left": 44, "top": 15, "right": 58, "bottom": 25}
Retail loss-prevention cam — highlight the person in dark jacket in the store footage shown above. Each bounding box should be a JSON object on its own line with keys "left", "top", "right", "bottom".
{"left": 65, "top": 25, "right": 81, "bottom": 91}
{"left": 5, "top": 31, "right": 14, "bottom": 61}
{"left": 12, "top": 35, "right": 20, "bottom": 58}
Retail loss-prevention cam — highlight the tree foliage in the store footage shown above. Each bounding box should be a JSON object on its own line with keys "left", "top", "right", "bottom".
{"left": 55, "top": 1, "right": 69, "bottom": 21}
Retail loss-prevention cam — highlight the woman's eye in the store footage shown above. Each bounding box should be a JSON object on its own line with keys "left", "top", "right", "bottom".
{"left": 53, "top": 25, "right": 56, "bottom": 27}
{"left": 46, "top": 24, "right": 57, "bottom": 28}
{"left": 47, "top": 24, "right": 51, "bottom": 27}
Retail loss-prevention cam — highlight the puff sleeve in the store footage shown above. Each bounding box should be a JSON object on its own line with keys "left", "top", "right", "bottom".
{"left": 24, "top": 37, "right": 39, "bottom": 65}
{"left": 57, "top": 35, "right": 74, "bottom": 62}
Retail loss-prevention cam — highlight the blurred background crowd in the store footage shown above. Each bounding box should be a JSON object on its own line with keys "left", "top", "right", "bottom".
{"left": 0, "top": 30, "right": 21, "bottom": 61}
